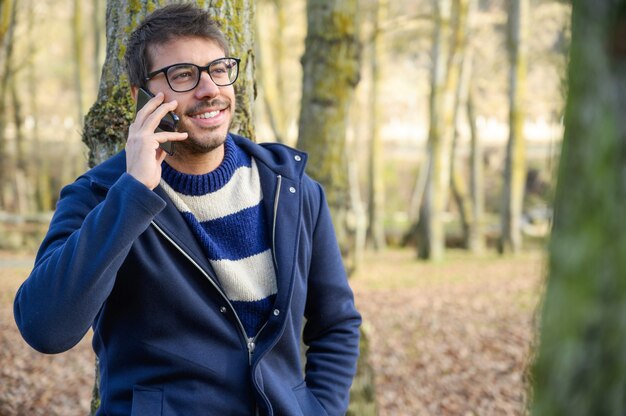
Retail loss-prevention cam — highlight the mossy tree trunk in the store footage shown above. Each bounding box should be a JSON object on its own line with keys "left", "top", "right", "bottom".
{"left": 499, "top": 0, "right": 528, "bottom": 254}
{"left": 85, "top": 1, "right": 256, "bottom": 413}
{"left": 296, "top": 1, "right": 376, "bottom": 414}
{"left": 296, "top": 0, "right": 361, "bottom": 266}
{"left": 531, "top": 2, "right": 626, "bottom": 415}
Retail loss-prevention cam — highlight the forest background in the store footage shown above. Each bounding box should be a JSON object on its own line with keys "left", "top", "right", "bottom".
{"left": 0, "top": 0, "right": 569, "bottom": 248}
{"left": 0, "top": 0, "right": 575, "bottom": 415}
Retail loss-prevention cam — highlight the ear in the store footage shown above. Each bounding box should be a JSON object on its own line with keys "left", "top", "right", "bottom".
{"left": 130, "top": 85, "right": 139, "bottom": 101}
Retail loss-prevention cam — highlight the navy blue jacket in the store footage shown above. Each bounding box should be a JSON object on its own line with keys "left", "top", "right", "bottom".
{"left": 14, "top": 134, "right": 361, "bottom": 415}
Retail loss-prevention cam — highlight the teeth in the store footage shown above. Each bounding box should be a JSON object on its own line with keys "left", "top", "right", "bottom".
{"left": 194, "top": 110, "right": 220, "bottom": 119}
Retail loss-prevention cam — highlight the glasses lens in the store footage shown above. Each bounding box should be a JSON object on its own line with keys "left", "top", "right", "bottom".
{"left": 166, "top": 64, "right": 200, "bottom": 92}
{"left": 209, "top": 58, "right": 239, "bottom": 86}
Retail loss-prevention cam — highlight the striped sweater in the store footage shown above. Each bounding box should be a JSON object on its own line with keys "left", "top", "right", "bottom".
{"left": 160, "top": 138, "right": 277, "bottom": 337}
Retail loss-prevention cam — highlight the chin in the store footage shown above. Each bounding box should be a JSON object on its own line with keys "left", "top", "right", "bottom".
{"left": 180, "top": 132, "right": 228, "bottom": 154}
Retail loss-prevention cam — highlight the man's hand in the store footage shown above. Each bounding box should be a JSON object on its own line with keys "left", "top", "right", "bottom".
{"left": 126, "top": 92, "right": 188, "bottom": 190}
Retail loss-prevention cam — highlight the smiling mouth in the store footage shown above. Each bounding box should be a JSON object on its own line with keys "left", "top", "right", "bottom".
{"left": 192, "top": 110, "right": 221, "bottom": 119}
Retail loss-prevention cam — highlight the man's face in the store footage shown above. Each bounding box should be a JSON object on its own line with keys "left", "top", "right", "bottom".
{"left": 146, "top": 36, "right": 236, "bottom": 154}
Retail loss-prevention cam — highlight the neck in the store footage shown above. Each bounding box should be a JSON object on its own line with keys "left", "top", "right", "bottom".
{"left": 165, "top": 144, "right": 225, "bottom": 175}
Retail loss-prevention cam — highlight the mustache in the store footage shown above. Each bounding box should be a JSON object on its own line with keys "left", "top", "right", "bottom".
{"left": 186, "top": 99, "right": 229, "bottom": 115}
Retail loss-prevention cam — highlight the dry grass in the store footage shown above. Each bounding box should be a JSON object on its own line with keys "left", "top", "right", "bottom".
{"left": 0, "top": 248, "right": 545, "bottom": 415}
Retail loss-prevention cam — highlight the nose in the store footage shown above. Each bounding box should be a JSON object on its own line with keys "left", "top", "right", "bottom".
{"left": 194, "top": 70, "right": 220, "bottom": 99}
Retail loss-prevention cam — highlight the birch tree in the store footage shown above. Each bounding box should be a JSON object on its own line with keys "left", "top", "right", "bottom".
{"left": 532, "top": 1, "right": 626, "bottom": 414}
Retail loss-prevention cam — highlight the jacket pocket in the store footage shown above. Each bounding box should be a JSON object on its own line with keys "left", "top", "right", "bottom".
{"left": 292, "top": 381, "right": 328, "bottom": 416}
{"left": 131, "top": 386, "right": 163, "bottom": 416}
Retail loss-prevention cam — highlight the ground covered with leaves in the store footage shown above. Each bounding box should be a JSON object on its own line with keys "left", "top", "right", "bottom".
{"left": 0, "top": 248, "right": 544, "bottom": 415}
{"left": 351, "top": 249, "right": 544, "bottom": 416}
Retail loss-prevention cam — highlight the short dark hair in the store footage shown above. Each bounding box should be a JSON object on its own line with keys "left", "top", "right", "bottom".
{"left": 124, "top": 3, "right": 230, "bottom": 88}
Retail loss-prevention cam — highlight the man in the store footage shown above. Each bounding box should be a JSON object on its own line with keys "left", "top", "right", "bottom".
{"left": 13, "top": 4, "right": 361, "bottom": 415}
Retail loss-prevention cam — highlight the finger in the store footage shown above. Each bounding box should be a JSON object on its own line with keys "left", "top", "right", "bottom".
{"left": 136, "top": 92, "right": 166, "bottom": 121}
{"left": 143, "top": 100, "right": 180, "bottom": 132}
{"left": 153, "top": 131, "right": 188, "bottom": 144}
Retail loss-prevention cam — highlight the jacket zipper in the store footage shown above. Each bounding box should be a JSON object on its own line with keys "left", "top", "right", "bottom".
{"left": 247, "top": 174, "right": 282, "bottom": 354}
{"left": 150, "top": 221, "right": 254, "bottom": 362}
{"left": 250, "top": 174, "right": 283, "bottom": 416}
{"left": 151, "top": 174, "right": 283, "bottom": 414}
{"left": 271, "top": 175, "right": 282, "bottom": 276}
{"left": 152, "top": 175, "right": 283, "bottom": 365}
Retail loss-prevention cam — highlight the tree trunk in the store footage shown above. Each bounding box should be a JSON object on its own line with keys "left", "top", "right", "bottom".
{"left": 296, "top": 2, "right": 376, "bottom": 413}
{"left": 296, "top": 0, "right": 361, "bottom": 264}
{"left": 11, "top": 79, "right": 31, "bottom": 214}
{"left": 256, "top": 0, "right": 289, "bottom": 144}
{"left": 93, "top": 0, "right": 103, "bottom": 90}
{"left": 532, "top": 2, "right": 626, "bottom": 415}
{"left": 86, "top": 2, "right": 256, "bottom": 413}
{"left": 467, "top": 75, "right": 485, "bottom": 253}
{"left": 72, "top": 0, "right": 85, "bottom": 125}
{"left": 417, "top": 0, "right": 454, "bottom": 261}
{"left": 499, "top": 0, "right": 528, "bottom": 254}
{"left": 449, "top": 0, "right": 474, "bottom": 250}
{"left": 366, "top": 0, "right": 387, "bottom": 251}
{"left": 0, "top": 0, "right": 17, "bottom": 211}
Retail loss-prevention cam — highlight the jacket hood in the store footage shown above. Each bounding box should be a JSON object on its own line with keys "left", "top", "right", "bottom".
{"left": 80, "top": 133, "right": 308, "bottom": 190}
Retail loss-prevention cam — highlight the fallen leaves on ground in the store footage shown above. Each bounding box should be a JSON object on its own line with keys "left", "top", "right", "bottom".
{"left": 351, "top": 248, "right": 545, "bottom": 416}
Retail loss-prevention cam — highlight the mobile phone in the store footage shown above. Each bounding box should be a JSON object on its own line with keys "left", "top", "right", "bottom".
{"left": 136, "top": 87, "right": 179, "bottom": 156}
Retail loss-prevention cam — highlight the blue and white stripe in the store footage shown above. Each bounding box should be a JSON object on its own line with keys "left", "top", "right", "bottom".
{"left": 160, "top": 138, "right": 277, "bottom": 337}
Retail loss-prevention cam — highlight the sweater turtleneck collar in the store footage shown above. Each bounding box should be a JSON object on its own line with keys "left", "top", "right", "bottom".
{"left": 161, "top": 137, "right": 249, "bottom": 196}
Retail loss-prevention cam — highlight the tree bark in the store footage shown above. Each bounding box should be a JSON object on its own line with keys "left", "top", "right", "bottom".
{"left": 296, "top": 0, "right": 361, "bottom": 265}
{"left": 296, "top": 2, "right": 376, "bottom": 413}
{"left": 499, "top": 0, "right": 528, "bottom": 254}
{"left": 532, "top": 2, "right": 626, "bottom": 415}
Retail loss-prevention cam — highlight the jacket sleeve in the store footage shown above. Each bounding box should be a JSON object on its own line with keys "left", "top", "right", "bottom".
{"left": 13, "top": 173, "right": 166, "bottom": 353}
{"left": 302, "top": 181, "right": 361, "bottom": 415}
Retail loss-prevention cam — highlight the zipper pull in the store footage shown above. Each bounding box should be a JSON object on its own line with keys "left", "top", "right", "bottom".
{"left": 247, "top": 338, "right": 256, "bottom": 354}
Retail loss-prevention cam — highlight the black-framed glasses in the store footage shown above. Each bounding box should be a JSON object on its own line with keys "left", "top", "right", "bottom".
{"left": 145, "top": 57, "right": 241, "bottom": 92}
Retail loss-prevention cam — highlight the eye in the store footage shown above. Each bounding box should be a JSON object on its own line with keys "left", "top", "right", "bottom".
{"left": 211, "top": 64, "right": 228, "bottom": 75}
{"left": 168, "top": 65, "right": 196, "bottom": 82}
